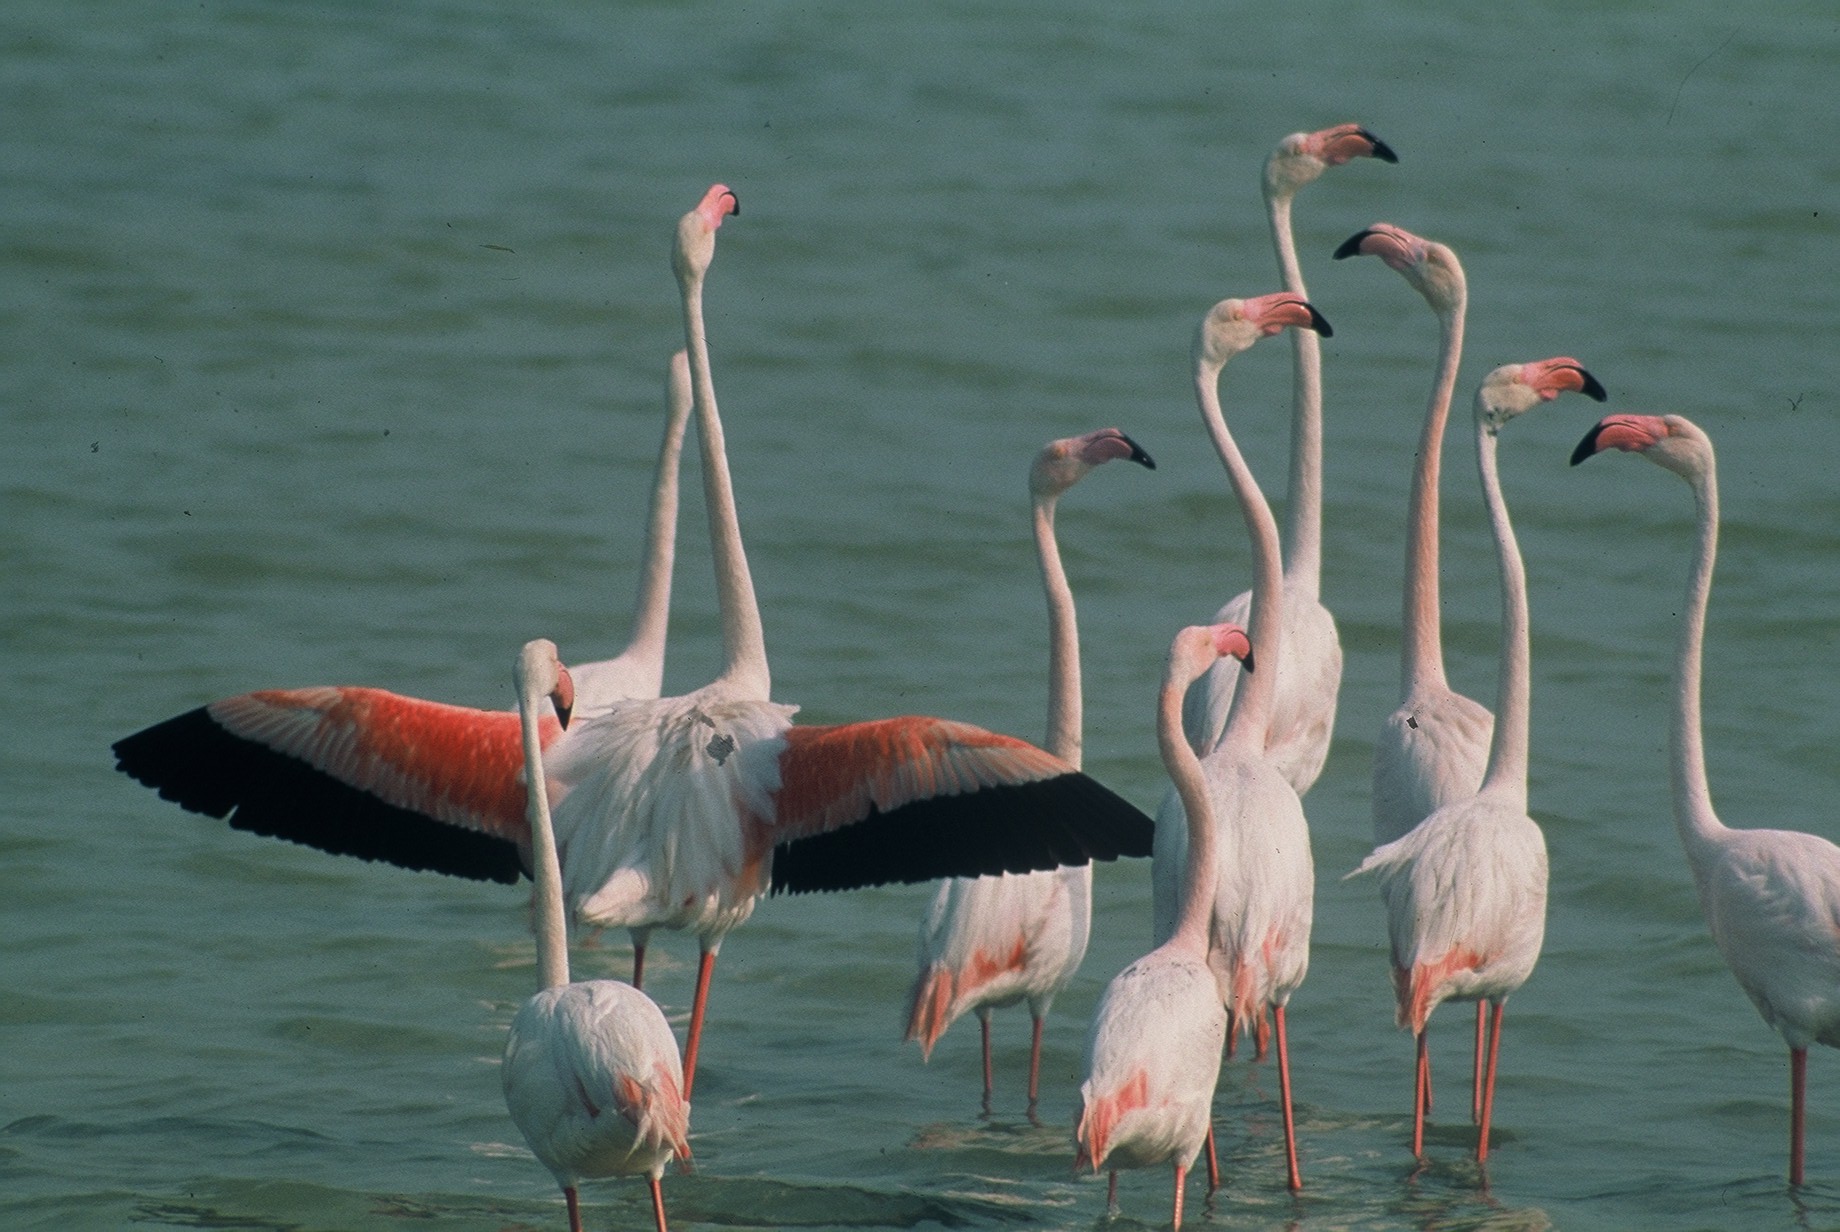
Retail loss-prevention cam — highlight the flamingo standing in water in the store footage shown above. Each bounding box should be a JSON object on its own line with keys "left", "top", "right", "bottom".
{"left": 906, "top": 427, "right": 1156, "bottom": 1112}
{"left": 112, "top": 185, "right": 1155, "bottom": 1103}
{"left": 1350, "top": 359, "right": 1601, "bottom": 1162}
{"left": 1152, "top": 293, "right": 1332, "bottom": 1193}
{"left": 1183, "top": 123, "right": 1395, "bottom": 792}
{"left": 1076, "top": 621, "right": 1251, "bottom": 1231}
{"left": 1336, "top": 221, "right": 1497, "bottom": 1117}
{"left": 501, "top": 639, "right": 689, "bottom": 1232}
{"left": 1573, "top": 412, "right": 1840, "bottom": 1187}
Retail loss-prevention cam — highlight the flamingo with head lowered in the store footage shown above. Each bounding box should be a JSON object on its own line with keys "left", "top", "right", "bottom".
{"left": 112, "top": 184, "right": 1156, "bottom": 1104}
{"left": 1573, "top": 412, "right": 1840, "bottom": 1187}
{"left": 1350, "top": 358, "right": 1603, "bottom": 1163}
{"left": 501, "top": 638, "right": 689, "bottom": 1232}
{"left": 906, "top": 427, "right": 1155, "bottom": 1113}
{"left": 1183, "top": 123, "right": 1395, "bottom": 793}
{"left": 1076, "top": 621, "right": 1251, "bottom": 1232}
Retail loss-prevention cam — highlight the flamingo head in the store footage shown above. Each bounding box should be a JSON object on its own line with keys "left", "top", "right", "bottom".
{"left": 1196, "top": 292, "right": 1332, "bottom": 370}
{"left": 1334, "top": 222, "right": 1465, "bottom": 312}
{"left": 1570, "top": 413, "right": 1713, "bottom": 480}
{"left": 516, "top": 638, "right": 576, "bottom": 730}
{"left": 1029, "top": 428, "right": 1155, "bottom": 499}
{"left": 1264, "top": 122, "right": 1398, "bottom": 198}
{"left": 672, "top": 183, "right": 741, "bottom": 286}
{"left": 1168, "top": 622, "right": 1255, "bottom": 692}
{"left": 1476, "top": 357, "right": 1607, "bottom": 433}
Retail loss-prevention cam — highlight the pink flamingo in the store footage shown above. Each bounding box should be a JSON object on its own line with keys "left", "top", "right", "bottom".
{"left": 1350, "top": 359, "right": 1602, "bottom": 1162}
{"left": 906, "top": 428, "right": 1156, "bottom": 1111}
{"left": 1183, "top": 123, "right": 1395, "bottom": 793}
{"left": 1152, "top": 293, "right": 1331, "bottom": 1193}
{"left": 501, "top": 639, "right": 689, "bottom": 1232}
{"left": 112, "top": 185, "right": 1155, "bottom": 1103}
{"left": 1076, "top": 621, "right": 1252, "bottom": 1231}
{"left": 1573, "top": 412, "right": 1840, "bottom": 1187}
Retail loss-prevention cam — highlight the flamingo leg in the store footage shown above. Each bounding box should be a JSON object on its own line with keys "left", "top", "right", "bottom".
{"left": 1105, "top": 1169, "right": 1119, "bottom": 1215}
{"left": 649, "top": 1175, "right": 669, "bottom": 1232}
{"left": 681, "top": 948, "right": 718, "bottom": 1100}
{"left": 564, "top": 1185, "right": 584, "bottom": 1232}
{"left": 1225, "top": 1011, "right": 1239, "bottom": 1060}
{"left": 1204, "top": 1123, "right": 1220, "bottom": 1193}
{"left": 980, "top": 1014, "right": 994, "bottom": 1109}
{"left": 631, "top": 942, "right": 648, "bottom": 991}
{"left": 1476, "top": 1001, "right": 1505, "bottom": 1163}
{"left": 1274, "top": 1004, "right": 1302, "bottom": 1192}
{"left": 1254, "top": 1008, "right": 1272, "bottom": 1061}
{"left": 1791, "top": 1046, "right": 1808, "bottom": 1187}
{"left": 1171, "top": 1161, "right": 1187, "bottom": 1232}
{"left": 1027, "top": 1014, "right": 1045, "bottom": 1109}
{"left": 1412, "top": 1031, "right": 1429, "bottom": 1157}
{"left": 1472, "top": 1001, "right": 1486, "bottom": 1124}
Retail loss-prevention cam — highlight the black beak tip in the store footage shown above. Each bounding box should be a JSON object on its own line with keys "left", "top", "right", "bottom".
{"left": 1580, "top": 371, "right": 1608, "bottom": 402}
{"left": 1364, "top": 132, "right": 1400, "bottom": 164}
{"left": 1332, "top": 231, "right": 1371, "bottom": 260}
{"left": 1308, "top": 306, "right": 1334, "bottom": 338}
{"left": 1568, "top": 425, "right": 1604, "bottom": 467}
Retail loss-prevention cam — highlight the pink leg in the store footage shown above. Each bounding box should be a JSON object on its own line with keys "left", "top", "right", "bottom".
{"left": 1472, "top": 1001, "right": 1486, "bottom": 1124}
{"left": 564, "top": 1185, "right": 584, "bottom": 1232}
{"left": 1476, "top": 1001, "right": 1505, "bottom": 1163}
{"left": 1225, "top": 1011, "right": 1239, "bottom": 1060}
{"left": 1254, "top": 1009, "right": 1272, "bottom": 1061}
{"left": 682, "top": 949, "right": 717, "bottom": 1101}
{"left": 1274, "top": 1005, "right": 1302, "bottom": 1192}
{"left": 1791, "top": 1046, "right": 1808, "bottom": 1187}
{"left": 1204, "top": 1123, "right": 1220, "bottom": 1193}
{"left": 1412, "top": 1031, "right": 1429, "bottom": 1157}
{"left": 649, "top": 1175, "right": 669, "bottom": 1232}
{"left": 1027, "top": 1014, "right": 1045, "bottom": 1108}
{"left": 1171, "top": 1162, "right": 1187, "bottom": 1232}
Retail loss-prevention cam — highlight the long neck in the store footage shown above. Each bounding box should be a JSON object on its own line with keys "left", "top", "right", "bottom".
{"left": 1672, "top": 456, "right": 1725, "bottom": 851}
{"left": 1399, "top": 294, "right": 1466, "bottom": 698}
{"left": 1474, "top": 421, "right": 1529, "bottom": 796}
{"left": 1034, "top": 493, "right": 1081, "bottom": 767}
{"left": 618, "top": 363, "right": 690, "bottom": 694}
{"left": 519, "top": 697, "right": 570, "bottom": 991}
{"left": 1267, "top": 191, "right": 1323, "bottom": 594}
{"left": 680, "top": 269, "right": 770, "bottom": 698}
{"left": 1160, "top": 676, "right": 1216, "bottom": 953}
{"left": 1197, "top": 357, "right": 1282, "bottom": 743}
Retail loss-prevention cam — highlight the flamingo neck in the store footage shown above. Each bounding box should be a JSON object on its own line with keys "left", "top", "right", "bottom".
{"left": 1159, "top": 672, "right": 1216, "bottom": 954}
{"left": 619, "top": 367, "right": 690, "bottom": 696}
{"left": 1400, "top": 294, "right": 1466, "bottom": 699}
{"left": 1197, "top": 357, "right": 1281, "bottom": 744}
{"left": 518, "top": 692, "right": 571, "bottom": 991}
{"left": 1672, "top": 455, "right": 1726, "bottom": 851}
{"left": 1266, "top": 191, "right": 1323, "bottom": 596}
{"left": 1474, "top": 421, "right": 1529, "bottom": 797}
{"left": 1034, "top": 494, "right": 1082, "bottom": 768}
{"left": 680, "top": 271, "right": 770, "bottom": 699}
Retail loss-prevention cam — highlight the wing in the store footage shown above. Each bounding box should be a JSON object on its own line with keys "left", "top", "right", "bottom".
{"left": 766, "top": 716, "right": 1155, "bottom": 895}
{"left": 111, "top": 687, "right": 549, "bottom": 884}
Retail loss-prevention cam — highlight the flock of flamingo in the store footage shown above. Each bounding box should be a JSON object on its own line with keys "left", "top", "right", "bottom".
{"left": 111, "top": 124, "right": 1840, "bottom": 1230}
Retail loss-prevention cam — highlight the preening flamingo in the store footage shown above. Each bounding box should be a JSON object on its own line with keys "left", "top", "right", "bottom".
{"left": 905, "top": 428, "right": 1155, "bottom": 1112}
{"left": 502, "top": 639, "right": 689, "bottom": 1232}
{"left": 1152, "top": 293, "right": 1331, "bottom": 1193}
{"left": 1573, "top": 412, "right": 1840, "bottom": 1187}
{"left": 1349, "top": 359, "right": 1601, "bottom": 1162}
{"left": 1183, "top": 123, "right": 1394, "bottom": 792}
{"left": 1076, "top": 621, "right": 1251, "bottom": 1232}
{"left": 112, "top": 185, "right": 1156, "bottom": 1105}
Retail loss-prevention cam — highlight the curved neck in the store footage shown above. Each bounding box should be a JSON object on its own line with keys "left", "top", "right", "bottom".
{"left": 1034, "top": 494, "right": 1081, "bottom": 767}
{"left": 518, "top": 694, "right": 570, "bottom": 991}
{"left": 619, "top": 363, "right": 691, "bottom": 693}
{"left": 1672, "top": 457, "right": 1725, "bottom": 849}
{"left": 1400, "top": 295, "right": 1466, "bottom": 698}
{"left": 1197, "top": 357, "right": 1282, "bottom": 743}
{"left": 1160, "top": 674, "right": 1216, "bottom": 953}
{"left": 1474, "top": 421, "right": 1529, "bottom": 796}
{"left": 1267, "top": 191, "right": 1323, "bottom": 594}
{"left": 680, "top": 270, "right": 770, "bottom": 698}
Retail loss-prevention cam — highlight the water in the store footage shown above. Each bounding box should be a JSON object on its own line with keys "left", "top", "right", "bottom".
{"left": 6, "top": 2, "right": 1840, "bottom": 1228}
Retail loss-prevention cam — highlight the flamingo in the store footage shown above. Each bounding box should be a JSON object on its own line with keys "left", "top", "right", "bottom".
{"left": 1573, "top": 412, "right": 1840, "bottom": 1187}
{"left": 1183, "top": 123, "right": 1395, "bottom": 793}
{"left": 1349, "top": 358, "right": 1601, "bottom": 1162}
{"left": 1076, "top": 621, "right": 1252, "bottom": 1231}
{"left": 112, "top": 184, "right": 1156, "bottom": 1103}
{"left": 502, "top": 638, "right": 689, "bottom": 1232}
{"left": 905, "top": 427, "right": 1156, "bottom": 1112}
{"left": 1151, "top": 293, "right": 1331, "bottom": 1193}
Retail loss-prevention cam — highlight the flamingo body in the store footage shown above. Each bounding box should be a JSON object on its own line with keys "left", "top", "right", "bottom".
{"left": 1370, "top": 687, "right": 1495, "bottom": 847}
